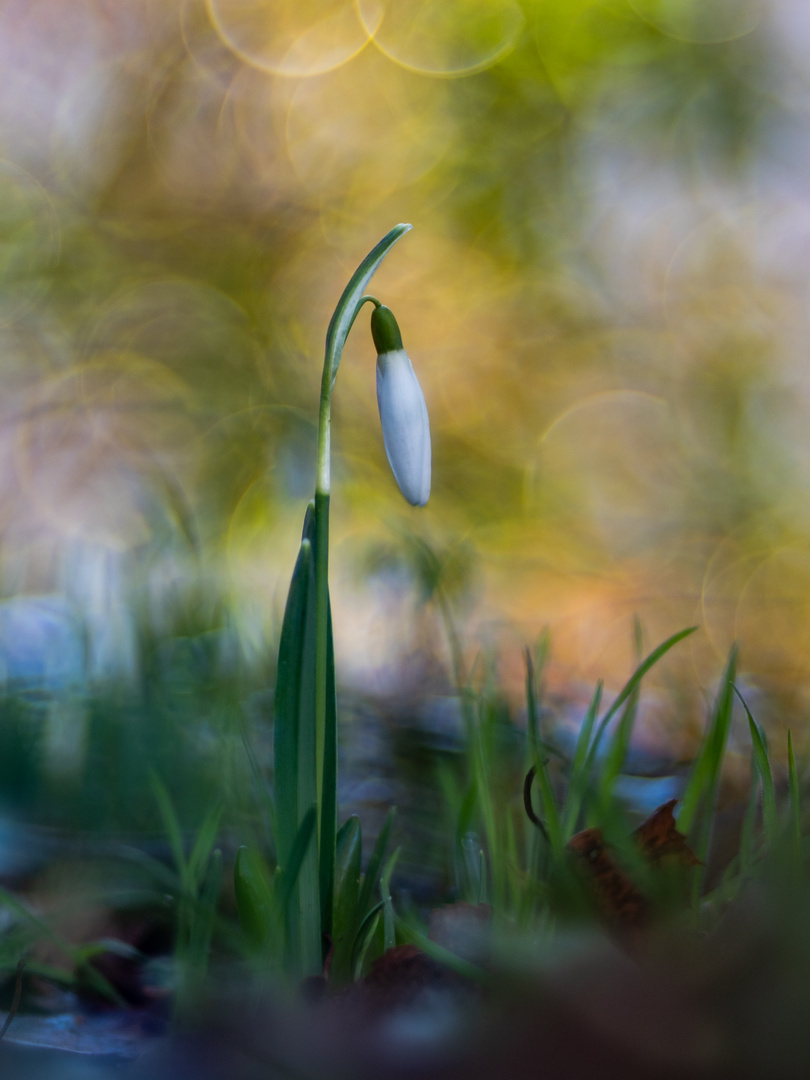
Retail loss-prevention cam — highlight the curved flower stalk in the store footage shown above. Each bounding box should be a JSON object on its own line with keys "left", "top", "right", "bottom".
{"left": 371, "top": 303, "right": 431, "bottom": 507}
{"left": 268, "top": 225, "right": 419, "bottom": 979}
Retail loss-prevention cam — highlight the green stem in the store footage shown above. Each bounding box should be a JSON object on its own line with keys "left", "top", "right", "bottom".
{"left": 310, "top": 224, "right": 412, "bottom": 952}
{"left": 314, "top": 294, "right": 377, "bottom": 837}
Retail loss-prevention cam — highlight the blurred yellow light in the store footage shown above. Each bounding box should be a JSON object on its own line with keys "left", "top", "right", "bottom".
{"left": 206, "top": 0, "right": 375, "bottom": 77}
{"left": 358, "top": 0, "right": 524, "bottom": 76}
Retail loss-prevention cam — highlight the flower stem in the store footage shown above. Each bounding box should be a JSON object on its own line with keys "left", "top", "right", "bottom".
{"left": 310, "top": 224, "right": 412, "bottom": 954}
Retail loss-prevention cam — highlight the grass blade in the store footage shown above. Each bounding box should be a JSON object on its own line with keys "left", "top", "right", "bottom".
{"left": 735, "top": 686, "right": 777, "bottom": 849}
{"left": 678, "top": 646, "right": 738, "bottom": 888}
{"left": 678, "top": 645, "right": 737, "bottom": 835}
{"left": 561, "top": 681, "right": 603, "bottom": 840}
{"left": 595, "top": 686, "right": 640, "bottom": 814}
{"left": 583, "top": 627, "right": 698, "bottom": 779}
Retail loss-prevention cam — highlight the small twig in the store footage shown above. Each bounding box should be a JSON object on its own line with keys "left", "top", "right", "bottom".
{"left": 523, "top": 766, "right": 549, "bottom": 842}
{"left": 0, "top": 960, "right": 25, "bottom": 1041}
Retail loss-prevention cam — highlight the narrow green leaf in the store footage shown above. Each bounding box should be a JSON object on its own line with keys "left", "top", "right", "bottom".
{"left": 788, "top": 729, "right": 801, "bottom": 865}
{"left": 678, "top": 645, "right": 738, "bottom": 840}
{"left": 319, "top": 586, "right": 338, "bottom": 940}
{"left": 234, "top": 846, "right": 275, "bottom": 950}
{"left": 149, "top": 772, "right": 187, "bottom": 884}
{"left": 273, "top": 523, "right": 314, "bottom": 872}
{"left": 352, "top": 909, "right": 382, "bottom": 980}
{"left": 561, "top": 681, "right": 603, "bottom": 840}
{"left": 529, "top": 757, "right": 563, "bottom": 857}
{"left": 277, "top": 805, "right": 318, "bottom": 919}
{"left": 188, "top": 848, "right": 223, "bottom": 974}
{"left": 596, "top": 687, "right": 640, "bottom": 812}
{"left": 472, "top": 706, "right": 502, "bottom": 911}
{"left": 331, "top": 816, "right": 362, "bottom": 984}
{"left": 188, "top": 802, "right": 223, "bottom": 892}
{"left": 357, "top": 807, "right": 396, "bottom": 924}
{"left": 396, "top": 921, "right": 488, "bottom": 985}
{"left": 273, "top": 505, "right": 322, "bottom": 976}
{"left": 736, "top": 687, "right": 777, "bottom": 848}
{"left": 380, "top": 847, "right": 401, "bottom": 953}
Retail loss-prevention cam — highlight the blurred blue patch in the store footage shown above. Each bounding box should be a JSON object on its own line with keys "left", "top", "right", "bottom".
{"left": 612, "top": 774, "right": 684, "bottom": 817}
{"left": 0, "top": 596, "right": 85, "bottom": 689}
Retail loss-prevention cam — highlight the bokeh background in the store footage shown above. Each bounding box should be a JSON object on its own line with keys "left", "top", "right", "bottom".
{"left": 0, "top": 0, "right": 809, "bottom": 832}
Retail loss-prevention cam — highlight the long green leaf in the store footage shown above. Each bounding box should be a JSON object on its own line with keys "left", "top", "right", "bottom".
{"left": 561, "top": 681, "right": 602, "bottom": 840}
{"left": 736, "top": 686, "right": 777, "bottom": 849}
{"left": 277, "top": 805, "right": 318, "bottom": 921}
{"left": 351, "top": 903, "right": 383, "bottom": 979}
{"left": 273, "top": 506, "right": 321, "bottom": 976}
{"left": 319, "top": 585, "right": 338, "bottom": 940}
{"left": 234, "top": 846, "right": 275, "bottom": 950}
{"left": 380, "top": 847, "right": 401, "bottom": 953}
{"left": 678, "top": 645, "right": 738, "bottom": 838}
{"left": 596, "top": 686, "right": 640, "bottom": 812}
{"left": 396, "top": 921, "right": 488, "bottom": 985}
{"left": 330, "top": 816, "right": 362, "bottom": 984}
{"left": 357, "top": 807, "right": 396, "bottom": 923}
{"left": 274, "top": 509, "right": 313, "bottom": 869}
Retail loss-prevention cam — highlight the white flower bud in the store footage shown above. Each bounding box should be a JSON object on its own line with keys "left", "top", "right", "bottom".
{"left": 376, "top": 348, "right": 431, "bottom": 506}
{"left": 370, "top": 303, "right": 430, "bottom": 507}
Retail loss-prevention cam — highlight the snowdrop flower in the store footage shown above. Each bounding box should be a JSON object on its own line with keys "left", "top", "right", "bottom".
{"left": 371, "top": 303, "right": 431, "bottom": 506}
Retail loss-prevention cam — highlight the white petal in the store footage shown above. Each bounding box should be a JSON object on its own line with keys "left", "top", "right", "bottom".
{"left": 376, "top": 350, "right": 431, "bottom": 506}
